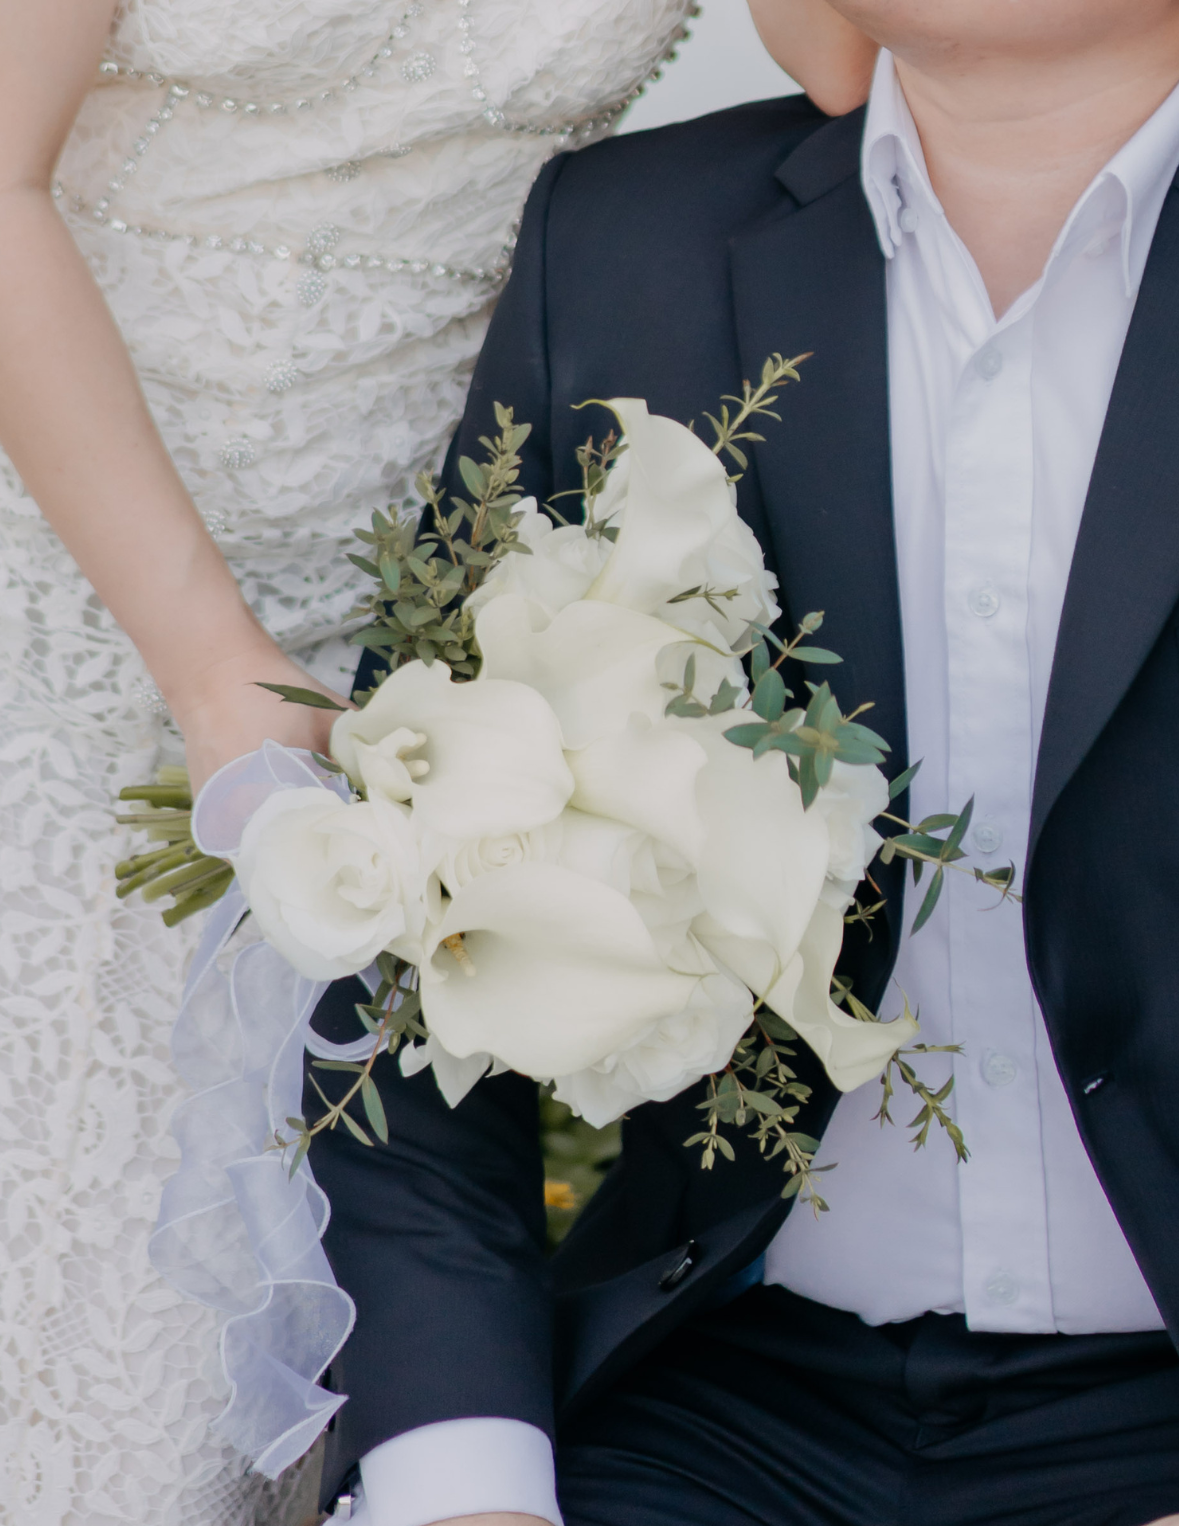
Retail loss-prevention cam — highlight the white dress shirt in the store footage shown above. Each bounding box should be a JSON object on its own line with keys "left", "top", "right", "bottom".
{"left": 767, "top": 50, "right": 1177, "bottom": 1335}
{"left": 352, "top": 54, "right": 1179, "bottom": 1524}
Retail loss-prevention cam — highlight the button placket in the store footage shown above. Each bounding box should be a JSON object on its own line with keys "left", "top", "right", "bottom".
{"left": 943, "top": 318, "right": 1054, "bottom": 1332}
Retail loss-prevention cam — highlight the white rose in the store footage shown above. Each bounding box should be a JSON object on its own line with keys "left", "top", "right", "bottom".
{"left": 464, "top": 498, "right": 609, "bottom": 626}
{"left": 236, "top": 788, "right": 425, "bottom": 981}
{"left": 331, "top": 657, "right": 574, "bottom": 839}
{"left": 552, "top": 965, "right": 753, "bottom": 1128}
{"left": 429, "top": 824, "right": 556, "bottom": 898}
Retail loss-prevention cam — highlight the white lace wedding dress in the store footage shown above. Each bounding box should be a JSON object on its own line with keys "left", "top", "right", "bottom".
{"left": 0, "top": 2, "right": 692, "bottom": 1521}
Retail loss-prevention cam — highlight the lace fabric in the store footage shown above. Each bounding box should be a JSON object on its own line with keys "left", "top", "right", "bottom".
{"left": 0, "top": 1, "right": 693, "bottom": 1521}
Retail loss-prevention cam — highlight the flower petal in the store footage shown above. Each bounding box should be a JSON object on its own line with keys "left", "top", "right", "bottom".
{"left": 567, "top": 716, "right": 708, "bottom": 864}
{"left": 237, "top": 789, "right": 421, "bottom": 982}
{"left": 475, "top": 595, "right": 687, "bottom": 750}
{"left": 586, "top": 399, "right": 737, "bottom": 614}
{"left": 332, "top": 658, "right": 573, "bottom": 838}
{"left": 767, "top": 900, "right": 920, "bottom": 1091}
{"left": 464, "top": 499, "right": 609, "bottom": 626}
{"left": 420, "top": 862, "right": 700, "bottom": 1076}
{"left": 690, "top": 715, "right": 830, "bottom": 957}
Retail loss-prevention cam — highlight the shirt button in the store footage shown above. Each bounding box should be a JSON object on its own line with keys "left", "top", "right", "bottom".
{"left": 1085, "top": 234, "right": 1113, "bottom": 259}
{"left": 985, "top": 1272, "right": 1020, "bottom": 1306}
{"left": 898, "top": 206, "right": 919, "bottom": 233}
{"left": 981, "top": 1051, "right": 1018, "bottom": 1088}
{"left": 971, "top": 822, "right": 1002, "bottom": 854}
{"left": 974, "top": 347, "right": 1003, "bottom": 381}
{"left": 968, "top": 584, "right": 1001, "bottom": 618}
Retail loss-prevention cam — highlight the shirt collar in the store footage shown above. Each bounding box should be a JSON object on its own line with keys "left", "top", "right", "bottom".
{"left": 860, "top": 49, "right": 1179, "bottom": 299}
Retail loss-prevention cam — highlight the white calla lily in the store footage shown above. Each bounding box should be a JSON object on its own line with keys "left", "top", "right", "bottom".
{"left": 475, "top": 594, "right": 687, "bottom": 750}
{"left": 567, "top": 715, "right": 708, "bottom": 864}
{"left": 769, "top": 900, "right": 919, "bottom": 1092}
{"left": 236, "top": 787, "right": 424, "bottom": 981}
{"left": 331, "top": 657, "right": 573, "bottom": 838}
{"left": 681, "top": 714, "right": 911, "bottom": 1091}
{"left": 689, "top": 714, "right": 830, "bottom": 964}
{"left": 419, "top": 861, "right": 702, "bottom": 1077}
{"left": 585, "top": 399, "right": 738, "bottom": 613}
{"left": 585, "top": 399, "right": 781, "bottom": 648}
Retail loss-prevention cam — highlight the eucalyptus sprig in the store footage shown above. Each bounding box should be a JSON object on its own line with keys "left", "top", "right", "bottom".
{"left": 549, "top": 423, "right": 628, "bottom": 539}
{"left": 273, "top": 952, "right": 424, "bottom": 1177}
{"left": 876, "top": 780, "right": 1021, "bottom": 934}
{"left": 675, "top": 607, "right": 1014, "bottom": 1195}
{"left": 114, "top": 766, "right": 232, "bottom": 926}
{"left": 340, "top": 402, "right": 534, "bottom": 686}
{"left": 834, "top": 983, "right": 968, "bottom": 1162}
{"left": 686, "top": 1009, "right": 833, "bottom": 1211}
{"left": 720, "top": 612, "right": 888, "bottom": 808}
{"left": 705, "top": 351, "right": 810, "bottom": 479}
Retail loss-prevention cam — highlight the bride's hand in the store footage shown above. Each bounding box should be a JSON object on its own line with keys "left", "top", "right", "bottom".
{"left": 169, "top": 640, "right": 353, "bottom": 795}
{"left": 747, "top": 0, "right": 878, "bottom": 117}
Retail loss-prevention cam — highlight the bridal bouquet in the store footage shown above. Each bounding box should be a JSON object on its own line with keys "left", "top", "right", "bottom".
{"left": 123, "top": 359, "right": 1011, "bottom": 1203}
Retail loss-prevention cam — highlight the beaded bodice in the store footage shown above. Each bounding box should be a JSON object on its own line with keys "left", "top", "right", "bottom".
{"left": 22, "top": 0, "right": 694, "bottom": 741}
{"left": 0, "top": 5, "right": 693, "bottom": 1522}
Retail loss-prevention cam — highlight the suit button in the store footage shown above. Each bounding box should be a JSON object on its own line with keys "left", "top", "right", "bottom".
{"left": 658, "top": 1240, "right": 699, "bottom": 1291}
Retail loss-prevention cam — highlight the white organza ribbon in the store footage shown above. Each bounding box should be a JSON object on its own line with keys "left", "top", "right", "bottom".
{"left": 149, "top": 744, "right": 360, "bottom": 1479}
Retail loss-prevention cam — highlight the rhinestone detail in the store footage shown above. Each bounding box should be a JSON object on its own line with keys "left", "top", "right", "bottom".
{"left": 201, "top": 506, "right": 231, "bottom": 538}
{"left": 57, "top": 183, "right": 510, "bottom": 286}
{"left": 264, "top": 359, "right": 299, "bottom": 394}
{"left": 96, "top": 0, "right": 701, "bottom": 141}
{"left": 401, "top": 52, "right": 436, "bottom": 83}
{"left": 218, "top": 437, "right": 256, "bottom": 469}
{"left": 130, "top": 677, "right": 171, "bottom": 716}
{"left": 297, "top": 271, "right": 328, "bottom": 306}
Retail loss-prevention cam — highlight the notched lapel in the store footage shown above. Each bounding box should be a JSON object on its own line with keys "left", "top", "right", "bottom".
{"left": 729, "top": 112, "right": 903, "bottom": 761}
{"left": 728, "top": 112, "right": 908, "bottom": 986}
{"left": 1033, "top": 180, "right": 1179, "bottom": 850}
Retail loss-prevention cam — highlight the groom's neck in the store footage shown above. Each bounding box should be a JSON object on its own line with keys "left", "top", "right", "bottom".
{"left": 889, "top": 19, "right": 1179, "bottom": 315}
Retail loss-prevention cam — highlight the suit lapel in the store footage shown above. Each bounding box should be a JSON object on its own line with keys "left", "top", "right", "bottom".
{"left": 1032, "top": 178, "right": 1179, "bottom": 851}
{"left": 729, "top": 111, "right": 908, "bottom": 984}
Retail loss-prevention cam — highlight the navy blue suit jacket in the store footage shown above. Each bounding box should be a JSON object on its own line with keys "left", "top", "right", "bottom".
{"left": 311, "top": 96, "right": 1179, "bottom": 1504}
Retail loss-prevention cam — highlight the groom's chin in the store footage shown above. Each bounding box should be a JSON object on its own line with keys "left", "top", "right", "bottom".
{"left": 824, "top": 0, "right": 1172, "bottom": 59}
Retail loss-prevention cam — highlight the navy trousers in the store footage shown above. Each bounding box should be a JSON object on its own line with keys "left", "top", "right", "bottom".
{"left": 558, "top": 1285, "right": 1179, "bottom": 1526}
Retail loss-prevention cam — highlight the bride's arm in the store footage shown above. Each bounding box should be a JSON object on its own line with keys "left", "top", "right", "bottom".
{"left": 0, "top": 0, "right": 348, "bottom": 789}
{"left": 747, "top": 0, "right": 878, "bottom": 116}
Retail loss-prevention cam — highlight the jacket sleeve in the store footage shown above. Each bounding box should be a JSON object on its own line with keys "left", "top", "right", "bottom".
{"left": 312, "top": 153, "right": 571, "bottom": 1508}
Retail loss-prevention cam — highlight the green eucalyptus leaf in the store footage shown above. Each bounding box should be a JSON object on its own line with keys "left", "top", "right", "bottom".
{"left": 339, "top": 1108, "right": 373, "bottom": 1147}
{"left": 792, "top": 646, "right": 842, "bottom": 665}
{"left": 911, "top": 867, "right": 945, "bottom": 935}
{"left": 361, "top": 1075, "right": 390, "bottom": 1144}
{"left": 379, "top": 554, "right": 401, "bottom": 594}
{"left": 943, "top": 797, "right": 975, "bottom": 858}
{"left": 458, "top": 457, "right": 486, "bottom": 498}
{"left": 724, "top": 722, "right": 771, "bottom": 750}
{"left": 254, "top": 684, "right": 346, "bottom": 712}
{"left": 752, "top": 668, "right": 787, "bottom": 721}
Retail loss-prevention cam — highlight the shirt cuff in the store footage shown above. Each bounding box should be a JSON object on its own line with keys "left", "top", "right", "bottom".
{"left": 356, "top": 1416, "right": 563, "bottom": 1526}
